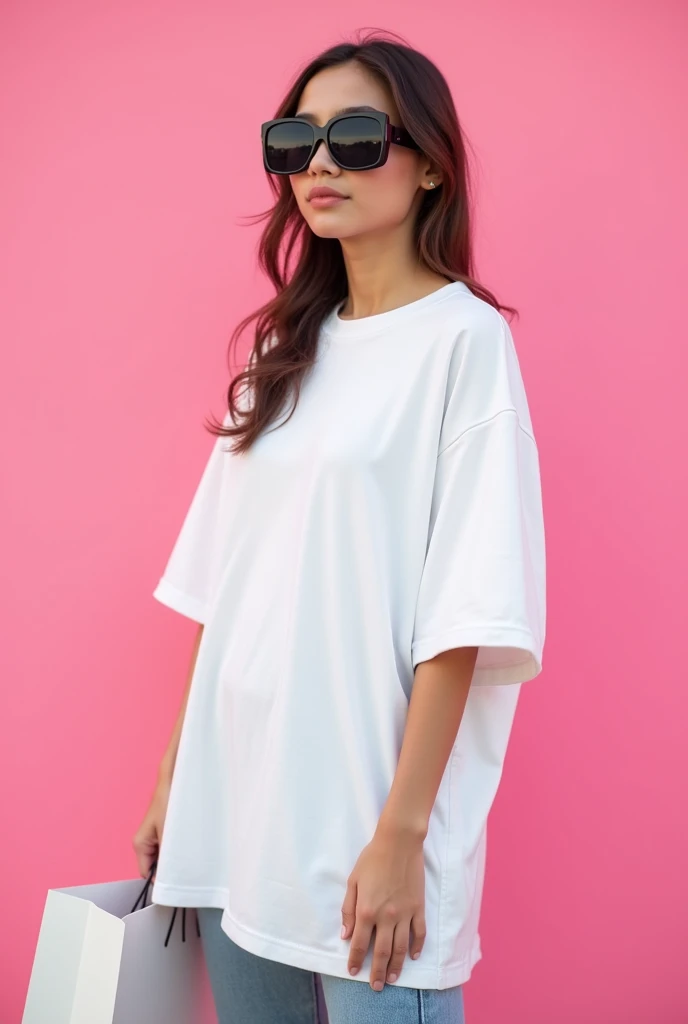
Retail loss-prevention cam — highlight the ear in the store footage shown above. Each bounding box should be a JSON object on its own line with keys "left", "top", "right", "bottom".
{"left": 420, "top": 161, "right": 443, "bottom": 190}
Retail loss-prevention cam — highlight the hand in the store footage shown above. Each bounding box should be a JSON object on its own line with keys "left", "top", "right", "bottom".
{"left": 132, "top": 776, "right": 171, "bottom": 881}
{"left": 341, "top": 828, "right": 427, "bottom": 991}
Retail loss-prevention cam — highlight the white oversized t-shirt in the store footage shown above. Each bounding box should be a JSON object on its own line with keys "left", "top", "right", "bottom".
{"left": 150, "top": 280, "right": 546, "bottom": 990}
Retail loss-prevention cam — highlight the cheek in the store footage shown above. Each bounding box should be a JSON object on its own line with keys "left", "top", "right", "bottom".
{"left": 356, "top": 165, "right": 417, "bottom": 221}
{"left": 290, "top": 176, "right": 304, "bottom": 204}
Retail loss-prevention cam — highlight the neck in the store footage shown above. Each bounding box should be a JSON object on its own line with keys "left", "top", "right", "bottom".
{"left": 337, "top": 223, "right": 449, "bottom": 321}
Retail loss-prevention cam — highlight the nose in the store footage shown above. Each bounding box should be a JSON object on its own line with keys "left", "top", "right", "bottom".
{"left": 307, "top": 136, "right": 340, "bottom": 175}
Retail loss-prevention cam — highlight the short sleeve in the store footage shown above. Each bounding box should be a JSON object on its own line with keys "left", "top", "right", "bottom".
{"left": 152, "top": 411, "right": 234, "bottom": 624}
{"left": 152, "top": 348, "right": 260, "bottom": 623}
{"left": 411, "top": 315, "right": 546, "bottom": 685}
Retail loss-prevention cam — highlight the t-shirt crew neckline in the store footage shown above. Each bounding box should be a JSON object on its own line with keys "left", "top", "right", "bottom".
{"left": 321, "top": 280, "right": 471, "bottom": 341}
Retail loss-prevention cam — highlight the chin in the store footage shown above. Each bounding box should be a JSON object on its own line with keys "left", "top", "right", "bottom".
{"left": 305, "top": 217, "right": 359, "bottom": 240}
{"left": 310, "top": 227, "right": 350, "bottom": 240}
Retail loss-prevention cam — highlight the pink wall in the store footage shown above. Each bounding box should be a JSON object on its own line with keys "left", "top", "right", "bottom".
{"left": 2, "top": 2, "right": 686, "bottom": 1021}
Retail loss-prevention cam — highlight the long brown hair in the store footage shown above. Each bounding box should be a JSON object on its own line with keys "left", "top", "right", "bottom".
{"left": 205, "top": 28, "right": 518, "bottom": 454}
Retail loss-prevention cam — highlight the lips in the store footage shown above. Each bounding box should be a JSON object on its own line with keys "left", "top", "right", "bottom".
{"left": 307, "top": 186, "right": 348, "bottom": 200}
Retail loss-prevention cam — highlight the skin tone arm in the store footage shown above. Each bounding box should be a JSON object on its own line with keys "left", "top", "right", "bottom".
{"left": 377, "top": 646, "right": 478, "bottom": 837}
{"left": 132, "top": 621, "right": 205, "bottom": 879}
{"left": 157, "top": 621, "right": 205, "bottom": 784}
{"left": 340, "top": 645, "right": 479, "bottom": 991}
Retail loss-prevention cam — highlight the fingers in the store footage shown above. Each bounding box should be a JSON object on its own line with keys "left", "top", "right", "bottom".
{"left": 346, "top": 907, "right": 374, "bottom": 979}
{"left": 350, "top": 912, "right": 415, "bottom": 992}
{"left": 409, "top": 910, "right": 427, "bottom": 961}
{"left": 385, "top": 918, "right": 412, "bottom": 984}
{"left": 341, "top": 877, "right": 357, "bottom": 940}
{"left": 343, "top": 896, "right": 427, "bottom": 990}
{"left": 368, "top": 919, "right": 396, "bottom": 992}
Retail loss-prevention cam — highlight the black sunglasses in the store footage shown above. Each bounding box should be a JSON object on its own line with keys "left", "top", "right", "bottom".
{"left": 261, "top": 109, "right": 421, "bottom": 175}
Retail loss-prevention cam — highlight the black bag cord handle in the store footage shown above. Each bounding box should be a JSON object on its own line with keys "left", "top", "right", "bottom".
{"left": 129, "top": 858, "right": 201, "bottom": 946}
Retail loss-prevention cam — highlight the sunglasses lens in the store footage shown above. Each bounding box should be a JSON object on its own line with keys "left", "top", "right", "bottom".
{"left": 265, "top": 121, "right": 314, "bottom": 173}
{"left": 329, "top": 116, "right": 383, "bottom": 169}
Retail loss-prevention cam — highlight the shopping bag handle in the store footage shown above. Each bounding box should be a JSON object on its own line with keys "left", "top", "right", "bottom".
{"left": 130, "top": 858, "right": 201, "bottom": 946}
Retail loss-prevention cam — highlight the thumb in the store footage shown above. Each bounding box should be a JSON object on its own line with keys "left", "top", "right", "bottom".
{"left": 340, "top": 877, "right": 357, "bottom": 939}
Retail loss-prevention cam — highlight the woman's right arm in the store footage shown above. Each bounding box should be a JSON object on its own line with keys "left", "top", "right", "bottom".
{"left": 156, "top": 621, "right": 204, "bottom": 784}
{"left": 132, "top": 621, "right": 204, "bottom": 878}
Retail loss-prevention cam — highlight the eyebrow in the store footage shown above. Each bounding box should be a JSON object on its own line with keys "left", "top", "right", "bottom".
{"left": 293, "top": 105, "right": 380, "bottom": 123}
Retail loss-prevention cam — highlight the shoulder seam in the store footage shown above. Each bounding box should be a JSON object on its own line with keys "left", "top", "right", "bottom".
{"left": 438, "top": 407, "right": 537, "bottom": 457}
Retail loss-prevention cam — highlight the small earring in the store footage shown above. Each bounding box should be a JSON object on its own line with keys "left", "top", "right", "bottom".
{"left": 428, "top": 182, "right": 436, "bottom": 189}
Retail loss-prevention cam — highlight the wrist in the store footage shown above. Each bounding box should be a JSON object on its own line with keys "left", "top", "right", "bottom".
{"left": 375, "top": 811, "right": 427, "bottom": 845}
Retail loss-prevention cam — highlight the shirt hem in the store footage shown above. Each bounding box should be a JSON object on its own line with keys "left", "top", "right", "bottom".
{"left": 221, "top": 906, "right": 481, "bottom": 991}
{"left": 152, "top": 881, "right": 228, "bottom": 907}
{"left": 151, "top": 882, "right": 480, "bottom": 990}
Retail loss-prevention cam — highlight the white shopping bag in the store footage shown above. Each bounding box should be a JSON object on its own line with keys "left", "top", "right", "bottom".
{"left": 22, "top": 860, "right": 216, "bottom": 1024}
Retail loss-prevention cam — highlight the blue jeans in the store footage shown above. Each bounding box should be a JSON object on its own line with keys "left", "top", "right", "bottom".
{"left": 196, "top": 907, "right": 466, "bottom": 1024}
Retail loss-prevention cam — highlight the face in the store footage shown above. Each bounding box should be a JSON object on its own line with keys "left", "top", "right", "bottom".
{"left": 288, "top": 62, "right": 439, "bottom": 241}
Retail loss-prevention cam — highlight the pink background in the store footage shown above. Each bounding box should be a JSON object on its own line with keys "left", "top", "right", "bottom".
{"left": 2, "top": 2, "right": 687, "bottom": 1021}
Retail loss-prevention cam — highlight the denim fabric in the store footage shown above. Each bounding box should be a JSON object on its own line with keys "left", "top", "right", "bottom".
{"left": 196, "top": 907, "right": 465, "bottom": 1024}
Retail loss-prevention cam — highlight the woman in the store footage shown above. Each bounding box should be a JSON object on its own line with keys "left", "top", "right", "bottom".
{"left": 133, "top": 30, "right": 546, "bottom": 1024}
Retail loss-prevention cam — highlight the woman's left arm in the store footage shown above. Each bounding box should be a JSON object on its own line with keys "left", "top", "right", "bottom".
{"left": 341, "top": 646, "right": 478, "bottom": 990}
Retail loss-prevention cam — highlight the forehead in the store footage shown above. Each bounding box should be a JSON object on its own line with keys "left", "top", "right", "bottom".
{"left": 295, "top": 62, "right": 399, "bottom": 124}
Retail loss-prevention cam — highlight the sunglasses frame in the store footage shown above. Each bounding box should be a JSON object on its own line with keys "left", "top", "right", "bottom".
{"left": 261, "top": 109, "right": 421, "bottom": 175}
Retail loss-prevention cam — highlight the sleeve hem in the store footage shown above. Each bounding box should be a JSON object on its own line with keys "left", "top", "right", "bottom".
{"left": 411, "top": 624, "right": 543, "bottom": 685}
{"left": 152, "top": 577, "right": 208, "bottom": 624}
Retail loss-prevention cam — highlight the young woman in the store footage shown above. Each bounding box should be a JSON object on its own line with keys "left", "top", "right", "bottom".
{"left": 133, "top": 31, "right": 546, "bottom": 1024}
